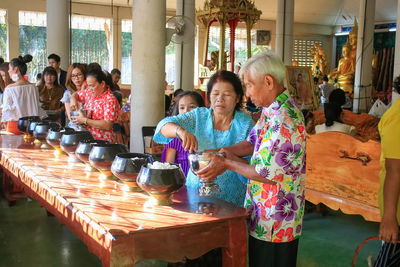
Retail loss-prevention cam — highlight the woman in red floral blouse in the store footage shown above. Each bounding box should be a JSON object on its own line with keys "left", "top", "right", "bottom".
{"left": 70, "top": 69, "right": 119, "bottom": 142}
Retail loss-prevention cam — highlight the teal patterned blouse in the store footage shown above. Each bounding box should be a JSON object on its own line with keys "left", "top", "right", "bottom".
{"left": 153, "top": 107, "right": 254, "bottom": 206}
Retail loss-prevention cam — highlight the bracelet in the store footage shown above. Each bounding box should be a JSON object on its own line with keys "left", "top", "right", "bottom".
{"left": 175, "top": 126, "right": 182, "bottom": 139}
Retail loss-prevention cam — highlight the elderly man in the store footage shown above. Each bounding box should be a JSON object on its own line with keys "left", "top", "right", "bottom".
{"left": 198, "top": 52, "right": 306, "bottom": 267}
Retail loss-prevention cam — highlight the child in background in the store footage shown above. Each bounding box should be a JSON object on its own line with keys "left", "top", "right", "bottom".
{"left": 161, "top": 91, "right": 205, "bottom": 175}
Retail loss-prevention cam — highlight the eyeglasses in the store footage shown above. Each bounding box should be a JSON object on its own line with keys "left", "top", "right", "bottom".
{"left": 71, "top": 73, "right": 83, "bottom": 79}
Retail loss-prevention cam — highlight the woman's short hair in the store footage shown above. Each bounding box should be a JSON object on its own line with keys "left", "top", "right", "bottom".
{"left": 10, "top": 54, "right": 33, "bottom": 76}
{"left": 207, "top": 70, "right": 244, "bottom": 110}
{"left": 66, "top": 63, "right": 87, "bottom": 92}
{"left": 40, "top": 66, "right": 59, "bottom": 86}
{"left": 0, "top": 63, "right": 11, "bottom": 87}
{"left": 172, "top": 91, "right": 205, "bottom": 116}
{"left": 239, "top": 51, "right": 285, "bottom": 85}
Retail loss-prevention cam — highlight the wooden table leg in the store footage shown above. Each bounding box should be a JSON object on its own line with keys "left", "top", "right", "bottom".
{"left": 1, "top": 170, "right": 26, "bottom": 205}
{"left": 222, "top": 219, "right": 247, "bottom": 267}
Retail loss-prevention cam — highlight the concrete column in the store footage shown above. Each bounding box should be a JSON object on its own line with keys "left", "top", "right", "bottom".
{"left": 353, "top": 0, "right": 376, "bottom": 113}
{"left": 392, "top": 0, "right": 400, "bottom": 103}
{"left": 275, "top": 0, "right": 294, "bottom": 66}
{"left": 131, "top": 0, "right": 166, "bottom": 153}
{"left": 175, "top": 0, "right": 195, "bottom": 90}
{"left": 46, "top": 0, "right": 70, "bottom": 69}
{"left": 219, "top": 21, "right": 227, "bottom": 70}
{"left": 7, "top": 8, "right": 19, "bottom": 59}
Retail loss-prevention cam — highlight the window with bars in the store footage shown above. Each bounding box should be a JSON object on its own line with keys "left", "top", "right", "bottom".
{"left": 0, "top": 9, "right": 7, "bottom": 60}
{"left": 292, "top": 39, "right": 323, "bottom": 67}
{"left": 71, "top": 15, "right": 112, "bottom": 71}
{"left": 120, "top": 19, "right": 176, "bottom": 85}
{"left": 19, "top": 11, "right": 47, "bottom": 81}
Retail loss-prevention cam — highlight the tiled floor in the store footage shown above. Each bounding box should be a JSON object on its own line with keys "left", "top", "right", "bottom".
{"left": 0, "top": 197, "right": 380, "bottom": 267}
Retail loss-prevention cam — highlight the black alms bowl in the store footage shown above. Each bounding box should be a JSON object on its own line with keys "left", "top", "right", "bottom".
{"left": 111, "top": 153, "right": 153, "bottom": 190}
{"left": 46, "top": 127, "right": 75, "bottom": 150}
{"left": 18, "top": 116, "right": 40, "bottom": 133}
{"left": 88, "top": 144, "right": 128, "bottom": 178}
{"left": 33, "top": 122, "right": 61, "bottom": 141}
{"left": 60, "top": 131, "right": 93, "bottom": 155}
{"left": 27, "top": 119, "right": 42, "bottom": 135}
{"left": 137, "top": 165, "right": 185, "bottom": 205}
{"left": 76, "top": 139, "right": 110, "bottom": 164}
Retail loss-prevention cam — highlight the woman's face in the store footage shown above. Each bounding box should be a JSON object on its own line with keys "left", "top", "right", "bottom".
{"left": 86, "top": 76, "right": 104, "bottom": 93}
{"left": 209, "top": 81, "right": 239, "bottom": 114}
{"left": 71, "top": 68, "right": 84, "bottom": 87}
{"left": 8, "top": 64, "right": 18, "bottom": 77}
{"left": 44, "top": 73, "right": 56, "bottom": 85}
{"left": 178, "top": 95, "right": 198, "bottom": 114}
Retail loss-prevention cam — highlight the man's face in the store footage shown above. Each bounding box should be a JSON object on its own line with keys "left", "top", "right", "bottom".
{"left": 48, "top": 59, "right": 60, "bottom": 70}
{"left": 112, "top": 73, "right": 121, "bottom": 84}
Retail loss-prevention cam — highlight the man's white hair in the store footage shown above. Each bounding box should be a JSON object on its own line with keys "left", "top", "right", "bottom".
{"left": 239, "top": 51, "right": 286, "bottom": 85}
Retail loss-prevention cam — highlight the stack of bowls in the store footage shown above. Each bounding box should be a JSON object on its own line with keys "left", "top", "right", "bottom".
{"left": 111, "top": 153, "right": 153, "bottom": 191}
{"left": 60, "top": 131, "right": 93, "bottom": 161}
{"left": 88, "top": 143, "right": 128, "bottom": 179}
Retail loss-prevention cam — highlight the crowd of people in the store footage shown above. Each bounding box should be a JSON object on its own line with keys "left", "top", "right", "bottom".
{"left": 0, "top": 49, "right": 399, "bottom": 266}
{"left": 0, "top": 54, "right": 128, "bottom": 143}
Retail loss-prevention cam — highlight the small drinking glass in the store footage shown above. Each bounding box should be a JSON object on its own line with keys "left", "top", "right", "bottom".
{"left": 188, "top": 152, "right": 222, "bottom": 197}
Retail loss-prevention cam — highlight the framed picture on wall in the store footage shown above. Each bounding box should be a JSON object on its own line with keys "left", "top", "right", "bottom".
{"left": 285, "top": 66, "right": 319, "bottom": 110}
{"left": 256, "top": 30, "right": 271, "bottom": 46}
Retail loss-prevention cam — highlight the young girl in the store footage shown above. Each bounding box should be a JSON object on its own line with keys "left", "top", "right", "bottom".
{"left": 161, "top": 91, "right": 205, "bottom": 175}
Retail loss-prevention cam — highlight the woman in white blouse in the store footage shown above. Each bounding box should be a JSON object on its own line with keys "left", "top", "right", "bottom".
{"left": 1, "top": 55, "right": 46, "bottom": 134}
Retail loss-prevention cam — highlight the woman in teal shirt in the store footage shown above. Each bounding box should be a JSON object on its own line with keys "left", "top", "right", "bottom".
{"left": 153, "top": 70, "right": 254, "bottom": 206}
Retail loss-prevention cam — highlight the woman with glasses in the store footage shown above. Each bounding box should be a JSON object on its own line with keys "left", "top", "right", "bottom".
{"left": 62, "top": 63, "right": 87, "bottom": 127}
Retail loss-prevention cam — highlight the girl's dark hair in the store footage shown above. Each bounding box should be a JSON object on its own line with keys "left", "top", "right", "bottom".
{"left": 207, "top": 70, "right": 244, "bottom": 110}
{"left": 329, "top": 89, "right": 346, "bottom": 106}
{"left": 324, "top": 103, "right": 342, "bottom": 127}
{"left": 10, "top": 54, "right": 33, "bottom": 75}
{"left": 40, "top": 66, "right": 59, "bottom": 86}
{"left": 393, "top": 75, "right": 400, "bottom": 94}
{"left": 172, "top": 91, "right": 205, "bottom": 116}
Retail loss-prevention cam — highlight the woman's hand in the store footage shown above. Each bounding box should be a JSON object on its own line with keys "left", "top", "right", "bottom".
{"left": 379, "top": 214, "right": 399, "bottom": 243}
{"left": 196, "top": 153, "right": 227, "bottom": 180}
{"left": 177, "top": 127, "right": 198, "bottom": 152}
{"left": 70, "top": 111, "right": 87, "bottom": 125}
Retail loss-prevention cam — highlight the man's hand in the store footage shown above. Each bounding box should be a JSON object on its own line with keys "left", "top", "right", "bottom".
{"left": 196, "top": 153, "right": 227, "bottom": 180}
{"left": 380, "top": 215, "right": 399, "bottom": 243}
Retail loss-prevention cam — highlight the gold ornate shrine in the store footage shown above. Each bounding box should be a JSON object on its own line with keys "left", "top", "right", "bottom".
{"left": 197, "top": 0, "right": 262, "bottom": 70}
{"left": 328, "top": 19, "right": 358, "bottom": 93}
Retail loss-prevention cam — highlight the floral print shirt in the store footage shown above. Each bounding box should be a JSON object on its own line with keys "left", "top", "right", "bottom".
{"left": 245, "top": 90, "right": 306, "bottom": 243}
{"left": 77, "top": 88, "right": 119, "bottom": 142}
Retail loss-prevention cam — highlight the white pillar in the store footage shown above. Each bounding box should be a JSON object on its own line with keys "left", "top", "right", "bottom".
{"left": 175, "top": 0, "right": 195, "bottom": 90}
{"left": 392, "top": 0, "right": 400, "bottom": 103}
{"left": 275, "top": 0, "right": 294, "bottom": 66}
{"left": 353, "top": 0, "right": 376, "bottom": 113}
{"left": 46, "top": 0, "right": 70, "bottom": 70}
{"left": 112, "top": 6, "right": 121, "bottom": 71}
{"left": 131, "top": 0, "right": 166, "bottom": 153}
{"left": 7, "top": 8, "right": 19, "bottom": 60}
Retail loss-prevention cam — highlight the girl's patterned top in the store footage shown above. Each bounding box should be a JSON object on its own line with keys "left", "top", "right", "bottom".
{"left": 246, "top": 90, "right": 306, "bottom": 243}
{"left": 154, "top": 107, "right": 254, "bottom": 206}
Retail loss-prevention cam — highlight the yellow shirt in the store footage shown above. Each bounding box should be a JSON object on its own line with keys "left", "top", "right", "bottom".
{"left": 378, "top": 99, "right": 400, "bottom": 222}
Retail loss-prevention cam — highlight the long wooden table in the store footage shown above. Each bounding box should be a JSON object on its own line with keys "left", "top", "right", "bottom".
{"left": 0, "top": 135, "right": 247, "bottom": 267}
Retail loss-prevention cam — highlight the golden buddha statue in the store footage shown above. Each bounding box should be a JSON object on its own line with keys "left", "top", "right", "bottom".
{"left": 348, "top": 19, "right": 358, "bottom": 64}
{"left": 328, "top": 44, "right": 355, "bottom": 93}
